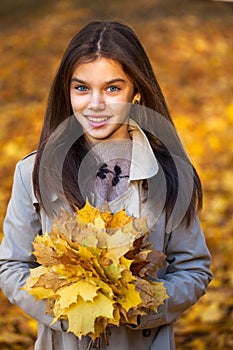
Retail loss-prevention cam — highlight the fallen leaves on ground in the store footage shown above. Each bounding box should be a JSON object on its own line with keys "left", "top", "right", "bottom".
{"left": 0, "top": 0, "right": 232, "bottom": 348}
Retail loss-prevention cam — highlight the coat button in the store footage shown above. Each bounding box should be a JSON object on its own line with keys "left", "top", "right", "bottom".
{"left": 143, "top": 329, "right": 151, "bottom": 337}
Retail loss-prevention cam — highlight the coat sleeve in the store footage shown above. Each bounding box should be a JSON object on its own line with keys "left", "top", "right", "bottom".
{"left": 0, "top": 159, "right": 63, "bottom": 331}
{"left": 129, "top": 216, "right": 213, "bottom": 330}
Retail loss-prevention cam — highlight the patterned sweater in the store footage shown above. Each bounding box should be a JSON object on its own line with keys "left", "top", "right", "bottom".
{"left": 89, "top": 139, "right": 133, "bottom": 208}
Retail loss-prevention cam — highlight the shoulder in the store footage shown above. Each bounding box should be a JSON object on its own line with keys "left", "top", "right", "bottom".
{"left": 21, "top": 150, "right": 37, "bottom": 164}
{"left": 17, "top": 151, "right": 37, "bottom": 176}
{"left": 14, "top": 151, "right": 37, "bottom": 203}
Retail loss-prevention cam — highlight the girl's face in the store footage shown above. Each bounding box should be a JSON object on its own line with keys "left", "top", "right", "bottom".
{"left": 70, "top": 57, "right": 135, "bottom": 142}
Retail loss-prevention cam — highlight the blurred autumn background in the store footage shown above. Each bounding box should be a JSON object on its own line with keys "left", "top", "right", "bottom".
{"left": 0, "top": 0, "right": 232, "bottom": 349}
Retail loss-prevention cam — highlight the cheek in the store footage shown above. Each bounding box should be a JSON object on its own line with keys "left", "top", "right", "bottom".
{"left": 70, "top": 93, "right": 76, "bottom": 111}
{"left": 70, "top": 94, "right": 87, "bottom": 112}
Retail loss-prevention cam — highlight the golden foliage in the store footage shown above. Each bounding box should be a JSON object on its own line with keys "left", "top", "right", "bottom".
{"left": 22, "top": 201, "right": 168, "bottom": 340}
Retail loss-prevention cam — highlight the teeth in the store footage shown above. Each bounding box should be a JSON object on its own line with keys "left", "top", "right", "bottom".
{"left": 88, "top": 117, "right": 108, "bottom": 122}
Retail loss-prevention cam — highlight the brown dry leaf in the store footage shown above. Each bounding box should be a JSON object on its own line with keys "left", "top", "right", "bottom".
{"left": 138, "top": 250, "right": 166, "bottom": 278}
{"left": 33, "top": 271, "right": 67, "bottom": 291}
{"left": 135, "top": 278, "right": 168, "bottom": 312}
{"left": 32, "top": 233, "right": 60, "bottom": 266}
{"left": 46, "top": 298, "right": 56, "bottom": 316}
{"left": 124, "top": 236, "right": 147, "bottom": 259}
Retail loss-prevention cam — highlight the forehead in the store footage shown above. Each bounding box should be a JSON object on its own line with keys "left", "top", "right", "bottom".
{"left": 72, "top": 57, "right": 129, "bottom": 80}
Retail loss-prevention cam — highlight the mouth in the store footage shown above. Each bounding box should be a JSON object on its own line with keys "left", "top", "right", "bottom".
{"left": 84, "top": 115, "right": 112, "bottom": 128}
{"left": 86, "top": 115, "right": 110, "bottom": 122}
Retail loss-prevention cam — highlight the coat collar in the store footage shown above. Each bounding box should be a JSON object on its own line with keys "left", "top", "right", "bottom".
{"left": 128, "top": 119, "right": 158, "bottom": 181}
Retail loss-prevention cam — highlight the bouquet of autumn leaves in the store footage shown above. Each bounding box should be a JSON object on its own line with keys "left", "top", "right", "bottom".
{"left": 23, "top": 200, "right": 168, "bottom": 340}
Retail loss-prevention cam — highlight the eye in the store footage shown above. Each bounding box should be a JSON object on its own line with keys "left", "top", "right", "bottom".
{"left": 75, "top": 85, "right": 89, "bottom": 92}
{"left": 107, "top": 86, "right": 121, "bottom": 93}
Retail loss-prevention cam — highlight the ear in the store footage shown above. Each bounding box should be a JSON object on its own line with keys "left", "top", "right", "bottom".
{"left": 132, "top": 92, "right": 141, "bottom": 104}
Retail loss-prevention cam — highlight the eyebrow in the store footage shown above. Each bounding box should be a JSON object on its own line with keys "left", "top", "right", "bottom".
{"left": 70, "top": 77, "right": 127, "bottom": 84}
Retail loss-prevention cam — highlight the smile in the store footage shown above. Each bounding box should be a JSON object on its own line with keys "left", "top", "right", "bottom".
{"left": 87, "top": 116, "right": 109, "bottom": 122}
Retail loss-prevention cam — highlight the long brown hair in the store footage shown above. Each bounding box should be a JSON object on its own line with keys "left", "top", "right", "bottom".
{"left": 33, "top": 20, "right": 202, "bottom": 228}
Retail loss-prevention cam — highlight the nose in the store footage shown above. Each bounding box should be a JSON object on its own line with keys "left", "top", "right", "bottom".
{"left": 88, "top": 91, "right": 105, "bottom": 110}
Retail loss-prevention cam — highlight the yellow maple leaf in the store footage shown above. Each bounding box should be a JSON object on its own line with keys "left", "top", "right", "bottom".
{"left": 93, "top": 214, "right": 106, "bottom": 229}
{"left": 76, "top": 199, "right": 101, "bottom": 224}
{"left": 103, "top": 262, "right": 125, "bottom": 281}
{"left": 116, "top": 283, "right": 142, "bottom": 314}
{"left": 51, "top": 263, "right": 87, "bottom": 279}
{"left": 120, "top": 269, "right": 136, "bottom": 286}
{"left": 28, "top": 286, "right": 55, "bottom": 300}
{"left": 149, "top": 281, "right": 168, "bottom": 312}
{"left": 84, "top": 277, "right": 114, "bottom": 299}
{"left": 56, "top": 292, "right": 115, "bottom": 339}
{"left": 55, "top": 280, "right": 99, "bottom": 310}
{"left": 109, "top": 208, "right": 133, "bottom": 228}
{"left": 120, "top": 256, "right": 132, "bottom": 270}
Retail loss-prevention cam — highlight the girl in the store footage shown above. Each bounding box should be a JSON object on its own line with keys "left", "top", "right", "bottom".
{"left": 0, "top": 21, "right": 212, "bottom": 350}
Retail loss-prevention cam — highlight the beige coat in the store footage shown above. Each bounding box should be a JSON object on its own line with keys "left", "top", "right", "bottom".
{"left": 0, "top": 127, "right": 212, "bottom": 349}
